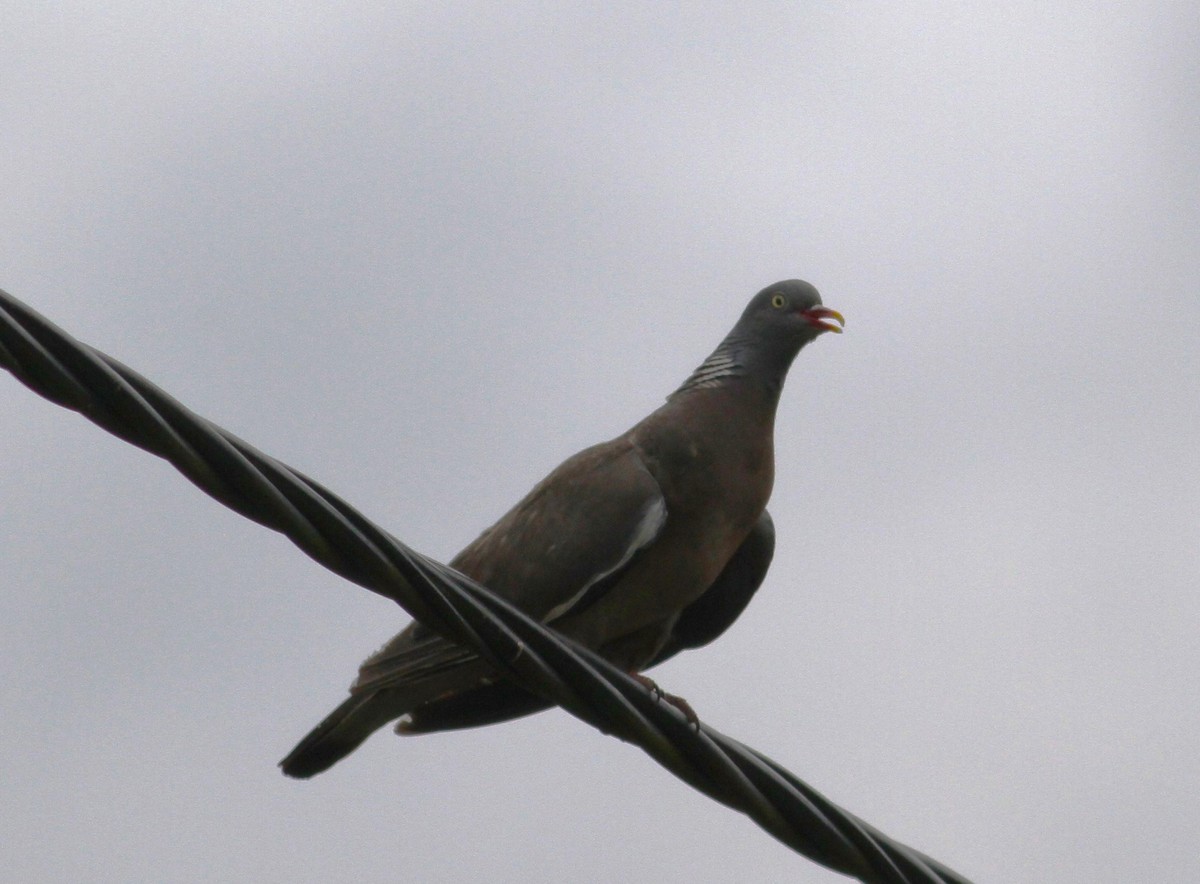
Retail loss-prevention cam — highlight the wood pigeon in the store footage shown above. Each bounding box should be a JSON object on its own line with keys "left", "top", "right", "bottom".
{"left": 281, "top": 279, "right": 843, "bottom": 778}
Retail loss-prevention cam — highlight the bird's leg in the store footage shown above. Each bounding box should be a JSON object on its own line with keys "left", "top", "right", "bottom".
{"left": 629, "top": 672, "right": 700, "bottom": 730}
{"left": 630, "top": 671, "right": 663, "bottom": 699}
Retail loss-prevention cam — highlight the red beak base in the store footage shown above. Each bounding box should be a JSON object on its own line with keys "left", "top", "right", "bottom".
{"left": 802, "top": 306, "right": 845, "bottom": 334}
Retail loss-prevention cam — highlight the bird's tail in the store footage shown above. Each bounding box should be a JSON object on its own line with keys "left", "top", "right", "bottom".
{"left": 280, "top": 652, "right": 492, "bottom": 778}
{"left": 279, "top": 689, "right": 408, "bottom": 779}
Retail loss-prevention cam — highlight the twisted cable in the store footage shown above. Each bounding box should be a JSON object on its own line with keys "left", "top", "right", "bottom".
{"left": 0, "top": 287, "right": 972, "bottom": 883}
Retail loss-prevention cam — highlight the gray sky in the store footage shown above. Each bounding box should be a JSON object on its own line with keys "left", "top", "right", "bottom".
{"left": 2, "top": 4, "right": 1197, "bottom": 882}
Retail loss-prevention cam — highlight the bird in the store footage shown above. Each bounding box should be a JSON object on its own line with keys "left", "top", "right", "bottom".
{"left": 280, "top": 279, "right": 843, "bottom": 778}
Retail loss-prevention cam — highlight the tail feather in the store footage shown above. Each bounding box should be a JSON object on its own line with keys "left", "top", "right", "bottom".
{"left": 280, "top": 690, "right": 403, "bottom": 779}
{"left": 281, "top": 655, "right": 492, "bottom": 778}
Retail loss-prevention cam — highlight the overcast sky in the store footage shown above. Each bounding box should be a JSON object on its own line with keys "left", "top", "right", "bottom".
{"left": 2, "top": 4, "right": 1198, "bottom": 882}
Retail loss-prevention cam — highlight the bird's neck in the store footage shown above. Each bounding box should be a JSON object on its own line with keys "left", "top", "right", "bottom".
{"left": 669, "top": 332, "right": 800, "bottom": 404}
{"left": 670, "top": 339, "right": 745, "bottom": 397}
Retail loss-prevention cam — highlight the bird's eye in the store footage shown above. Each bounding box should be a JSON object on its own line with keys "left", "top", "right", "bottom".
{"left": 770, "top": 294, "right": 786, "bottom": 309}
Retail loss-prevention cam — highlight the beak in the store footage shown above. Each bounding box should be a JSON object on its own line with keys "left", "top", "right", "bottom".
{"left": 802, "top": 306, "right": 845, "bottom": 334}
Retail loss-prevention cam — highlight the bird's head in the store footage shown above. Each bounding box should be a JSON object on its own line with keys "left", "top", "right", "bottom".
{"left": 672, "top": 279, "right": 844, "bottom": 399}
{"left": 738, "top": 279, "right": 845, "bottom": 343}
{"left": 719, "top": 279, "right": 844, "bottom": 393}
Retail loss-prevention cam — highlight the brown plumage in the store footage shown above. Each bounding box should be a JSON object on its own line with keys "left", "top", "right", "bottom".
{"left": 281, "top": 279, "right": 843, "bottom": 778}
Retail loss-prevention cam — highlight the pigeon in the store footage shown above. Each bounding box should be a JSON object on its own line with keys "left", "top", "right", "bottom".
{"left": 281, "top": 279, "right": 843, "bottom": 777}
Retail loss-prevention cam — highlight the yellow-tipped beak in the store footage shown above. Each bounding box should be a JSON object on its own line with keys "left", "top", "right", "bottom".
{"left": 803, "top": 306, "right": 845, "bottom": 334}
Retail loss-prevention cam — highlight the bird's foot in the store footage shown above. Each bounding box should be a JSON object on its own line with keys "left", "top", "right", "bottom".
{"left": 629, "top": 672, "right": 700, "bottom": 730}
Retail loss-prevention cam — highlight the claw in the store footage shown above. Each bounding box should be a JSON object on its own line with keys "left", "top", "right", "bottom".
{"left": 630, "top": 672, "right": 701, "bottom": 730}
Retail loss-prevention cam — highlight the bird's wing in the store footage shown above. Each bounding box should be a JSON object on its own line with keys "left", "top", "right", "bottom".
{"left": 647, "top": 508, "right": 775, "bottom": 665}
{"left": 350, "top": 440, "right": 668, "bottom": 696}
{"left": 395, "top": 510, "right": 775, "bottom": 735}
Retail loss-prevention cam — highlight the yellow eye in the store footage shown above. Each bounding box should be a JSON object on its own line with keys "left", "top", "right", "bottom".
{"left": 770, "top": 294, "right": 786, "bottom": 309}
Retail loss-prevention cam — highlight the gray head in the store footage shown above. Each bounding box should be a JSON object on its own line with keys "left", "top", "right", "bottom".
{"left": 674, "top": 279, "right": 844, "bottom": 397}
{"left": 734, "top": 279, "right": 844, "bottom": 342}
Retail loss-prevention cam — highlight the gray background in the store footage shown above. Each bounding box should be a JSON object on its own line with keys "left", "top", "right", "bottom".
{"left": 2, "top": 4, "right": 1197, "bottom": 882}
